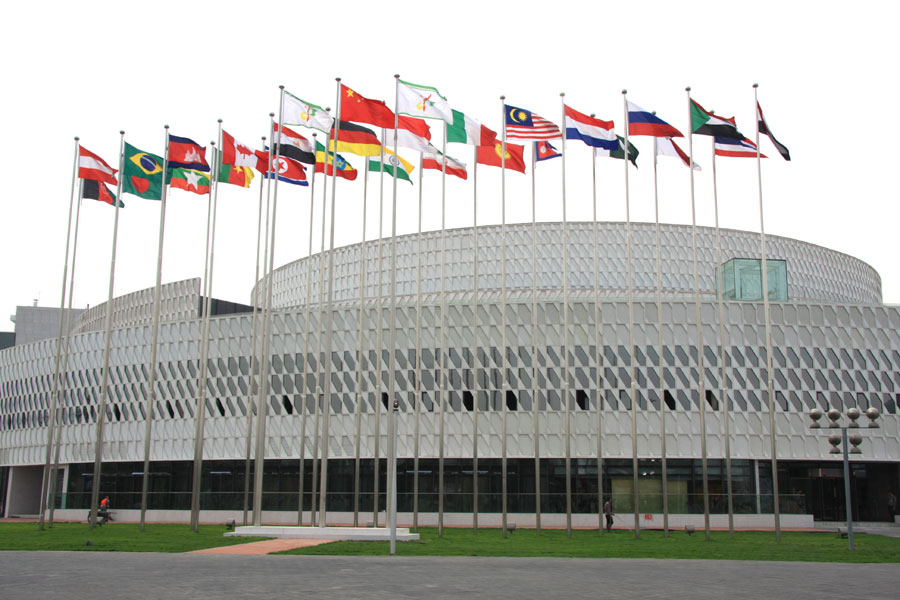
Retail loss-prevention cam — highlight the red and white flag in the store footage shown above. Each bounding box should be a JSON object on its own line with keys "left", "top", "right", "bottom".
{"left": 222, "top": 130, "right": 268, "bottom": 171}
{"left": 78, "top": 146, "right": 118, "bottom": 185}
{"left": 657, "top": 137, "right": 701, "bottom": 170}
{"left": 422, "top": 151, "right": 467, "bottom": 180}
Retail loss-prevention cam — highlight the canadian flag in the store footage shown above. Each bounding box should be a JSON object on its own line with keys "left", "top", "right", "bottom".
{"left": 222, "top": 130, "right": 269, "bottom": 172}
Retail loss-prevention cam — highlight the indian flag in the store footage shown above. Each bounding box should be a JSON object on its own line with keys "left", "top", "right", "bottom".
{"left": 691, "top": 99, "right": 742, "bottom": 139}
{"left": 447, "top": 109, "right": 497, "bottom": 146}
{"left": 368, "top": 148, "right": 414, "bottom": 183}
{"left": 397, "top": 80, "right": 453, "bottom": 123}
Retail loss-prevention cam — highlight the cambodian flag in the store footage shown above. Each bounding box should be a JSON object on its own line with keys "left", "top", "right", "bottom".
{"left": 564, "top": 105, "right": 618, "bottom": 150}
{"left": 627, "top": 101, "right": 683, "bottom": 138}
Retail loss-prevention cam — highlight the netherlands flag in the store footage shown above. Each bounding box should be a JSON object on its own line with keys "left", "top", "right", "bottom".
{"left": 714, "top": 136, "right": 767, "bottom": 159}
{"left": 564, "top": 105, "right": 617, "bottom": 150}
{"left": 627, "top": 101, "right": 683, "bottom": 138}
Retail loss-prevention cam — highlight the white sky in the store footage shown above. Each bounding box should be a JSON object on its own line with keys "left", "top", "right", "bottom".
{"left": 2, "top": 0, "right": 898, "bottom": 330}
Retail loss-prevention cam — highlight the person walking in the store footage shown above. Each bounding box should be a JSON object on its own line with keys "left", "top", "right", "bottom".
{"left": 603, "top": 498, "right": 614, "bottom": 533}
{"left": 888, "top": 492, "right": 897, "bottom": 520}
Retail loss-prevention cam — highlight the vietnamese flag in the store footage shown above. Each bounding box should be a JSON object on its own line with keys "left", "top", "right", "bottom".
{"left": 476, "top": 141, "right": 526, "bottom": 173}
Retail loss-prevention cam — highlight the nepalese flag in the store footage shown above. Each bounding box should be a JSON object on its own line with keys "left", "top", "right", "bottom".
{"left": 168, "top": 135, "right": 210, "bottom": 172}
{"left": 690, "top": 100, "right": 742, "bottom": 139}
{"left": 535, "top": 140, "right": 561, "bottom": 161}
{"left": 626, "top": 100, "right": 683, "bottom": 138}
{"left": 563, "top": 105, "right": 617, "bottom": 150}
{"left": 505, "top": 104, "right": 561, "bottom": 140}
{"left": 656, "top": 137, "right": 701, "bottom": 171}
{"left": 263, "top": 153, "right": 309, "bottom": 186}
{"left": 757, "top": 102, "right": 790, "bottom": 161}
{"left": 714, "top": 136, "right": 766, "bottom": 158}
{"left": 78, "top": 146, "right": 118, "bottom": 184}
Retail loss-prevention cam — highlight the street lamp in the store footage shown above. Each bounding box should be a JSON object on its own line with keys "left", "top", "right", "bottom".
{"left": 389, "top": 399, "right": 399, "bottom": 556}
{"left": 808, "top": 406, "right": 880, "bottom": 550}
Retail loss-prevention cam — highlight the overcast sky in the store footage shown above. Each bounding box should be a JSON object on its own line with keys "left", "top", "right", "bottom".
{"left": 2, "top": 1, "right": 898, "bottom": 330}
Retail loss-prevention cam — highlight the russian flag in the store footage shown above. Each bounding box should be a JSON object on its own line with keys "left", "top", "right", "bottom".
{"left": 627, "top": 101, "right": 683, "bottom": 138}
{"left": 564, "top": 105, "right": 617, "bottom": 150}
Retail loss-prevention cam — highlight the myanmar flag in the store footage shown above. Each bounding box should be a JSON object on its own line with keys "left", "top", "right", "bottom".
{"left": 168, "top": 168, "right": 210, "bottom": 195}
{"left": 690, "top": 100, "right": 742, "bottom": 139}
{"left": 368, "top": 148, "right": 414, "bottom": 183}
{"left": 218, "top": 164, "right": 255, "bottom": 188}
{"left": 123, "top": 142, "right": 164, "bottom": 200}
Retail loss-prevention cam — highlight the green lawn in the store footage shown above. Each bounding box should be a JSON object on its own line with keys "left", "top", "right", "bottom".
{"left": 279, "top": 527, "right": 900, "bottom": 563}
{"left": 0, "top": 522, "right": 266, "bottom": 553}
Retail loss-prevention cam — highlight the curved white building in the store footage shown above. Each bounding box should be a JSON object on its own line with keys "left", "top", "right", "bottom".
{"left": 1, "top": 222, "right": 898, "bottom": 528}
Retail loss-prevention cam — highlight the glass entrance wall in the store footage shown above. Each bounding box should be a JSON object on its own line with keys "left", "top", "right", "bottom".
{"left": 719, "top": 258, "right": 788, "bottom": 301}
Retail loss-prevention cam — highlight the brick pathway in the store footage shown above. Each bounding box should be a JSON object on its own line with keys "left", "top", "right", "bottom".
{"left": 189, "top": 538, "right": 335, "bottom": 555}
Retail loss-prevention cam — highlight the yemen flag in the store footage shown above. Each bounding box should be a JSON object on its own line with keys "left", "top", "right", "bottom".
{"left": 314, "top": 141, "right": 357, "bottom": 180}
{"left": 168, "top": 134, "right": 210, "bottom": 172}
{"left": 329, "top": 120, "right": 381, "bottom": 157}
{"left": 82, "top": 179, "right": 123, "bottom": 207}
{"left": 447, "top": 109, "right": 497, "bottom": 146}
{"left": 476, "top": 141, "right": 526, "bottom": 173}
{"left": 123, "top": 143, "right": 164, "bottom": 200}
{"left": 691, "top": 100, "right": 742, "bottom": 139}
{"left": 594, "top": 136, "right": 639, "bottom": 167}
{"left": 169, "top": 168, "right": 210, "bottom": 195}
{"left": 368, "top": 148, "right": 414, "bottom": 183}
{"left": 218, "top": 164, "right": 255, "bottom": 188}
{"left": 78, "top": 146, "right": 118, "bottom": 184}
{"left": 422, "top": 151, "right": 467, "bottom": 180}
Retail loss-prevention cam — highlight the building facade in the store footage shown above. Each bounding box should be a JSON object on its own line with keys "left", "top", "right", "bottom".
{"left": 1, "top": 222, "right": 898, "bottom": 526}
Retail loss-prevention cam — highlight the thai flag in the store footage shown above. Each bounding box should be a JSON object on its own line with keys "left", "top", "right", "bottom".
{"left": 714, "top": 136, "right": 767, "bottom": 158}
{"left": 627, "top": 101, "right": 683, "bottom": 138}
{"left": 564, "top": 105, "right": 617, "bottom": 150}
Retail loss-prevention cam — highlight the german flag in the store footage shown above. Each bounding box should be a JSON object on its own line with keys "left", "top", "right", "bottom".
{"left": 328, "top": 120, "right": 382, "bottom": 157}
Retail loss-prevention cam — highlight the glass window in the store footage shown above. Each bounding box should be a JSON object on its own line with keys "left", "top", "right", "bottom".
{"left": 717, "top": 258, "right": 787, "bottom": 301}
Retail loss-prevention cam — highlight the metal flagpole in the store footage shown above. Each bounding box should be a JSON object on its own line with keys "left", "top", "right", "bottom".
{"left": 685, "top": 87, "right": 712, "bottom": 541}
{"left": 499, "top": 96, "right": 509, "bottom": 538}
{"left": 48, "top": 178, "right": 87, "bottom": 527}
{"left": 353, "top": 155, "right": 368, "bottom": 527}
{"left": 589, "top": 125, "right": 603, "bottom": 536}
{"left": 471, "top": 141, "right": 480, "bottom": 534}
{"left": 711, "top": 142, "right": 735, "bottom": 537}
{"left": 317, "top": 79, "right": 344, "bottom": 528}
{"left": 297, "top": 132, "right": 317, "bottom": 526}
{"left": 242, "top": 135, "right": 268, "bottom": 526}
{"left": 252, "top": 106, "right": 282, "bottom": 527}
{"left": 560, "top": 92, "right": 572, "bottom": 538}
{"left": 754, "top": 83, "right": 781, "bottom": 542}
{"left": 190, "top": 126, "right": 224, "bottom": 532}
{"left": 384, "top": 73, "right": 402, "bottom": 529}
{"left": 372, "top": 128, "right": 386, "bottom": 528}
{"left": 622, "top": 91, "right": 640, "bottom": 538}
{"left": 413, "top": 150, "right": 424, "bottom": 530}
{"left": 88, "top": 130, "right": 129, "bottom": 529}
{"left": 651, "top": 131, "right": 670, "bottom": 537}
{"left": 39, "top": 136, "right": 80, "bottom": 530}
{"left": 531, "top": 137, "right": 542, "bottom": 535}
{"left": 437, "top": 124, "right": 448, "bottom": 537}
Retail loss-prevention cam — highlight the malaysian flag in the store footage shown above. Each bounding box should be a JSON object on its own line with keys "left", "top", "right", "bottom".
{"left": 505, "top": 104, "right": 561, "bottom": 140}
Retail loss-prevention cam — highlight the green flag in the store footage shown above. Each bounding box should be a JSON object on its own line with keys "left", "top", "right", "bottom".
{"left": 595, "top": 136, "right": 639, "bottom": 167}
{"left": 367, "top": 148, "right": 414, "bottom": 183}
{"left": 122, "top": 142, "right": 164, "bottom": 200}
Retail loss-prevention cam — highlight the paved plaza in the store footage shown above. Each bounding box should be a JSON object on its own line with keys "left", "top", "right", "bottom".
{"left": 0, "top": 552, "right": 895, "bottom": 599}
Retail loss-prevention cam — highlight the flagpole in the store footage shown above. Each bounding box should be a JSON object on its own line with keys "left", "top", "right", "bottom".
{"left": 48, "top": 177, "right": 86, "bottom": 527}
{"left": 710, "top": 141, "right": 735, "bottom": 537}
{"left": 685, "top": 87, "right": 712, "bottom": 541}
{"left": 754, "top": 83, "right": 781, "bottom": 542}
{"left": 437, "top": 124, "right": 448, "bottom": 537}
{"left": 413, "top": 150, "right": 424, "bottom": 531}
{"left": 252, "top": 107, "right": 281, "bottom": 527}
{"left": 471, "top": 137, "right": 480, "bottom": 535}
{"left": 530, "top": 137, "right": 541, "bottom": 535}
{"left": 317, "top": 78, "right": 344, "bottom": 528}
{"left": 294, "top": 133, "right": 316, "bottom": 527}
{"left": 589, "top": 120, "right": 604, "bottom": 536}
{"left": 88, "top": 129, "right": 129, "bottom": 529}
{"left": 651, "top": 129, "right": 670, "bottom": 537}
{"left": 387, "top": 73, "right": 401, "bottom": 553}
{"left": 499, "top": 95, "right": 509, "bottom": 538}
{"left": 372, "top": 128, "right": 386, "bottom": 528}
{"left": 38, "top": 136, "right": 80, "bottom": 530}
{"left": 352, "top": 154, "right": 368, "bottom": 527}
{"left": 242, "top": 135, "right": 268, "bottom": 526}
{"left": 190, "top": 125, "right": 223, "bottom": 532}
{"left": 560, "top": 92, "right": 572, "bottom": 539}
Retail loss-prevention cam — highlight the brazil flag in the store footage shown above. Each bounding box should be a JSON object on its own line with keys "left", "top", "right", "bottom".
{"left": 123, "top": 142, "right": 164, "bottom": 200}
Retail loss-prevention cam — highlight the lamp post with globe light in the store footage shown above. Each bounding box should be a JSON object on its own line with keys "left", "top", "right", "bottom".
{"left": 808, "top": 406, "right": 880, "bottom": 550}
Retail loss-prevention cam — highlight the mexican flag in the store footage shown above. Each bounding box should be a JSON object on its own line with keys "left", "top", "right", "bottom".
{"left": 368, "top": 148, "right": 414, "bottom": 183}
{"left": 397, "top": 80, "right": 453, "bottom": 123}
{"left": 123, "top": 142, "right": 164, "bottom": 200}
{"left": 169, "top": 168, "right": 210, "bottom": 195}
{"left": 690, "top": 99, "right": 742, "bottom": 139}
{"left": 447, "top": 109, "right": 497, "bottom": 146}
{"left": 218, "top": 164, "right": 255, "bottom": 188}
